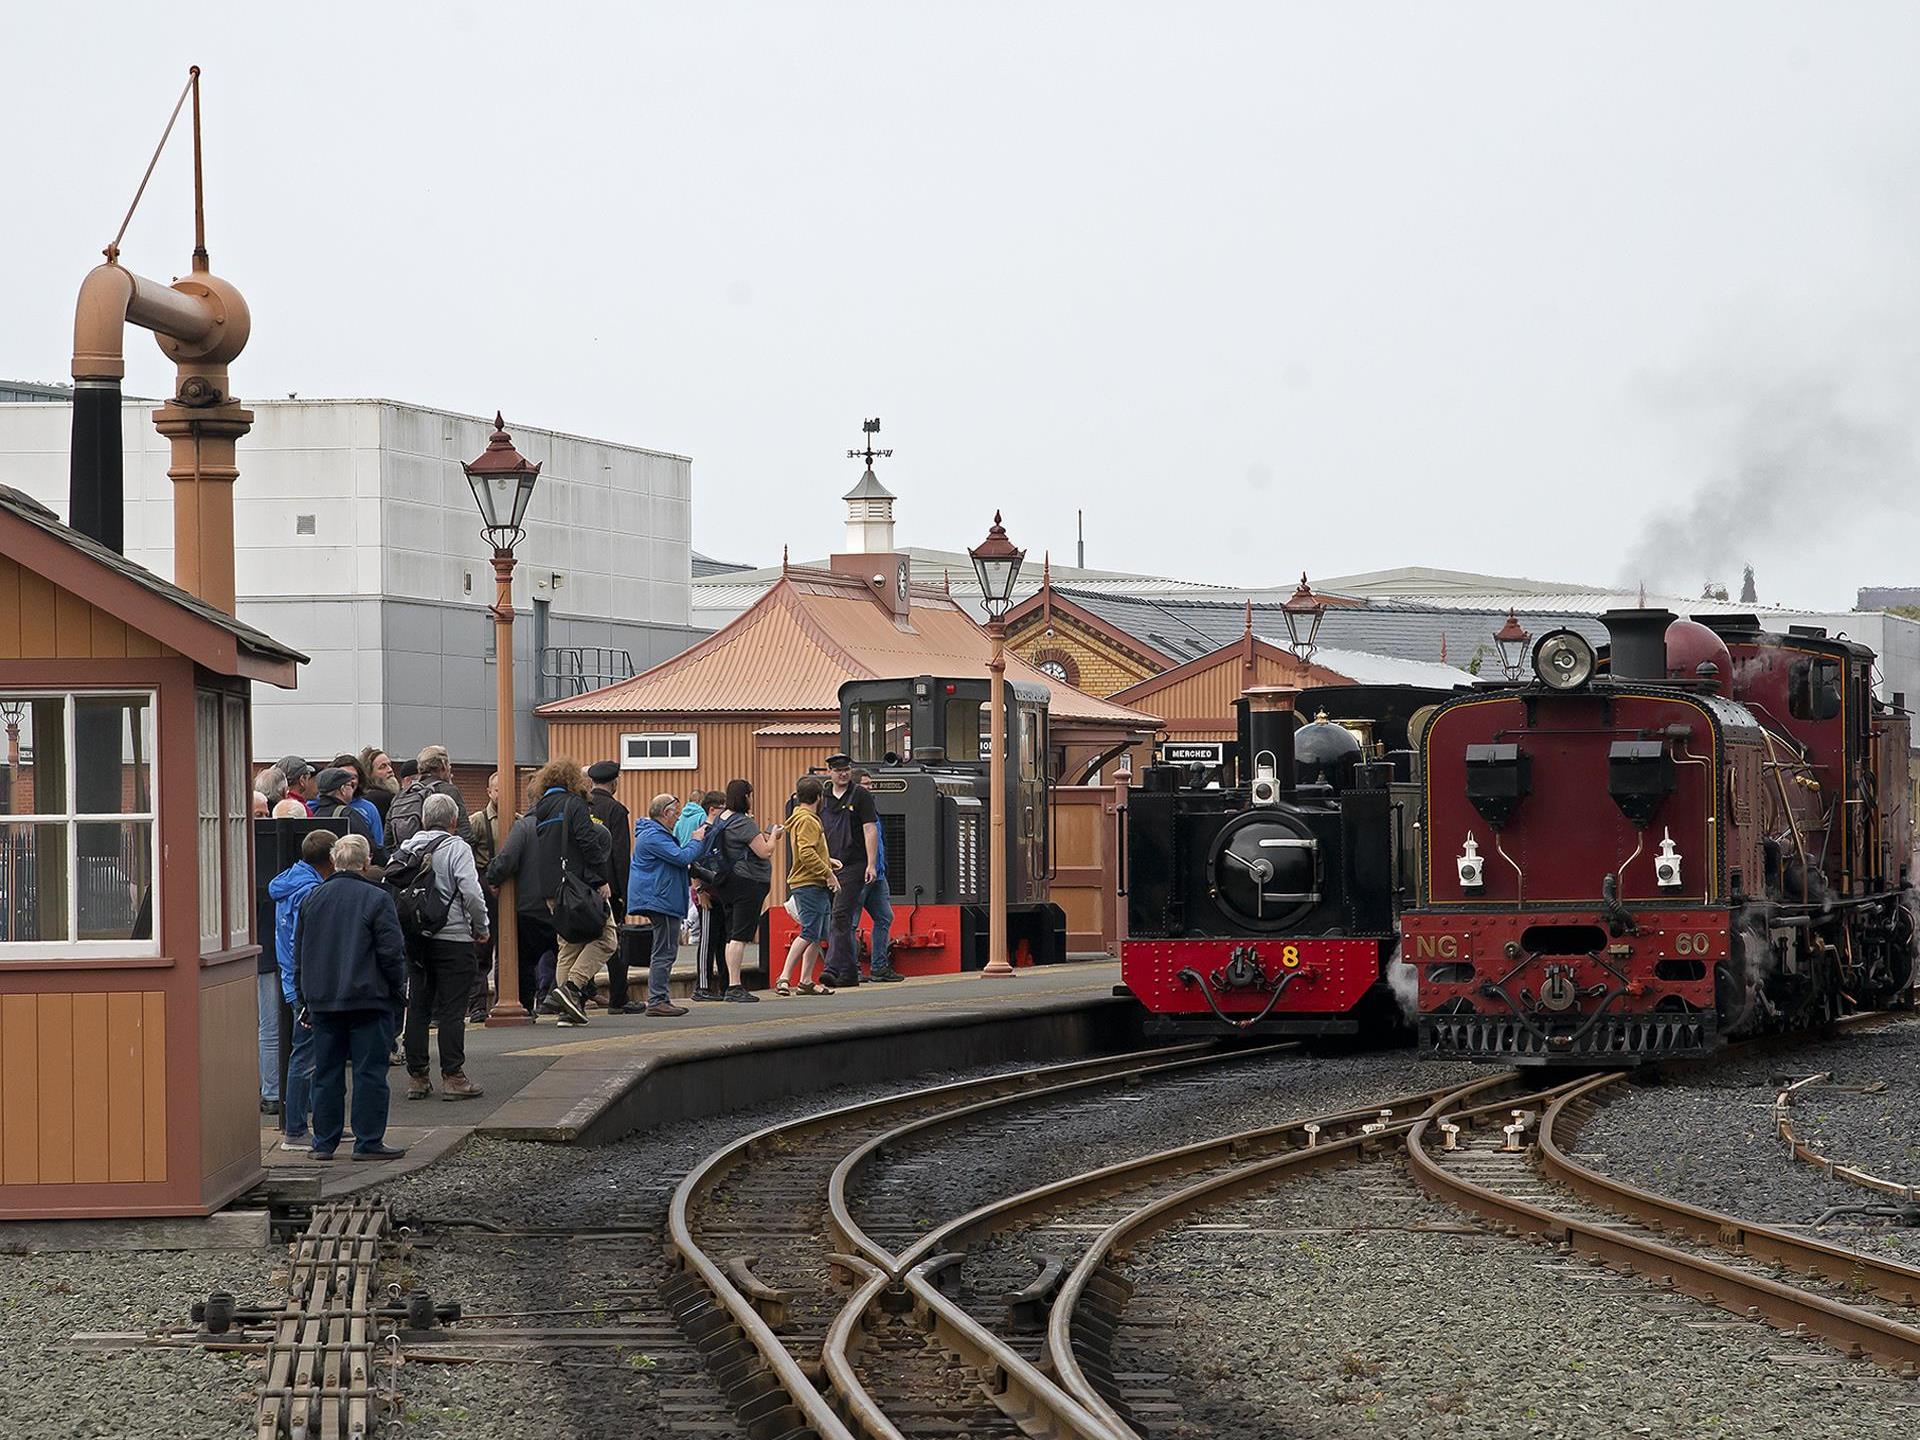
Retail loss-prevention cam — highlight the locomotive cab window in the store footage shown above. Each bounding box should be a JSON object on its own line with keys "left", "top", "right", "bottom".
{"left": 852, "top": 703, "right": 912, "bottom": 761}
{"left": 946, "top": 699, "right": 986, "bottom": 762}
{"left": 1788, "top": 659, "right": 1843, "bottom": 721}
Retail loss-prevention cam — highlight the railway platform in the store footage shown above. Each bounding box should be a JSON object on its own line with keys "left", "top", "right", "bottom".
{"left": 258, "top": 958, "right": 1133, "bottom": 1199}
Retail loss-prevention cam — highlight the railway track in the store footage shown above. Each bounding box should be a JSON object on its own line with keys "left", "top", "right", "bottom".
{"left": 660, "top": 1033, "right": 1920, "bottom": 1439}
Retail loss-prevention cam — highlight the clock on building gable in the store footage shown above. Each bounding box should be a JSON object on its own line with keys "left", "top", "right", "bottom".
{"left": 1038, "top": 657, "right": 1070, "bottom": 682}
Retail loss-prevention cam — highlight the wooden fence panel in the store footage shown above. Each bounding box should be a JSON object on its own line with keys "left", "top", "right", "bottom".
{"left": 1050, "top": 783, "right": 1126, "bottom": 957}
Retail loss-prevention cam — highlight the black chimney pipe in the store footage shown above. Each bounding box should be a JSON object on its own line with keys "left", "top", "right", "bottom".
{"left": 1234, "top": 695, "right": 1296, "bottom": 791}
{"left": 1601, "top": 607, "right": 1677, "bottom": 682}
{"left": 69, "top": 379, "right": 124, "bottom": 553}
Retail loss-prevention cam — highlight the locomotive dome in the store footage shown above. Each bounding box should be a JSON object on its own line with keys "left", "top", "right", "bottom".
{"left": 1294, "top": 710, "right": 1364, "bottom": 787}
{"left": 1664, "top": 617, "right": 1733, "bottom": 696}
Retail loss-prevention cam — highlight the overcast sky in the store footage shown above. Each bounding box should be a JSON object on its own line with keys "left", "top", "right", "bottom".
{"left": 7, "top": 4, "right": 1920, "bottom": 611}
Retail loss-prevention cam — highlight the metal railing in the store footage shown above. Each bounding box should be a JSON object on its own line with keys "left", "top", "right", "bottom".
{"left": 538, "top": 646, "right": 636, "bottom": 700}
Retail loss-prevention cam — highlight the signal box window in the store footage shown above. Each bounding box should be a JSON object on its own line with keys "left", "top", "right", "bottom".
{"left": 1, "top": 692, "right": 158, "bottom": 956}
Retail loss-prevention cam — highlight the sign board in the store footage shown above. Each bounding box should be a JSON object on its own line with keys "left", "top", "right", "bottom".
{"left": 1161, "top": 741, "right": 1226, "bottom": 766}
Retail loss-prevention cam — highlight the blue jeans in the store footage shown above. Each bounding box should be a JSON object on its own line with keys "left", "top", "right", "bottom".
{"left": 862, "top": 879, "right": 894, "bottom": 971}
{"left": 309, "top": 1009, "right": 395, "bottom": 1155}
{"left": 256, "top": 971, "right": 282, "bottom": 1101}
{"left": 282, "top": 1015, "right": 318, "bottom": 1140}
{"left": 640, "top": 911, "right": 680, "bottom": 1005}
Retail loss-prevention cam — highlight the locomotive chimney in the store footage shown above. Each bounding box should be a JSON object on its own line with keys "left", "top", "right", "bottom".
{"left": 1601, "top": 607, "right": 1677, "bottom": 682}
{"left": 1235, "top": 687, "right": 1296, "bottom": 792}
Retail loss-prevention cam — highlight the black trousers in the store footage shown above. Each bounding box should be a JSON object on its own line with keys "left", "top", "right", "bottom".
{"left": 701, "top": 889, "right": 729, "bottom": 992}
{"left": 405, "top": 938, "right": 478, "bottom": 1078}
{"left": 515, "top": 912, "right": 555, "bottom": 1013}
{"left": 825, "top": 876, "right": 865, "bottom": 984}
{"left": 469, "top": 890, "right": 500, "bottom": 1015}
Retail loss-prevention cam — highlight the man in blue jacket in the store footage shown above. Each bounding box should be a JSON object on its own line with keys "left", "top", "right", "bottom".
{"left": 269, "top": 829, "right": 335, "bottom": 1150}
{"left": 292, "top": 833, "right": 409, "bottom": 1160}
{"left": 626, "top": 794, "right": 712, "bottom": 1016}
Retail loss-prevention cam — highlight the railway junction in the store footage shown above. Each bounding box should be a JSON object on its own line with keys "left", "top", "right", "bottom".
{"left": 10, "top": 21, "right": 1920, "bottom": 1440}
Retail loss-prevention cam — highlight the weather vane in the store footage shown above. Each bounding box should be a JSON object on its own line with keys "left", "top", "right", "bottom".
{"left": 848, "top": 416, "right": 893, "bottom": 470}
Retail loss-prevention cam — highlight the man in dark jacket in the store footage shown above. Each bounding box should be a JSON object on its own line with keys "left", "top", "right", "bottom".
{"left": 387, "top": 745, "right": 468, "bottom": 846}
{"left": 532, "top": 763, "right": 612, "bottom": 1025}
{"left": 291, "top": 833, "right": 409, "bottom": 1161}
{"left": 486, "top": 808, "right": 549, "bottom": 1016}
{"left": 585, "top": 761, "right": 633, "bottom": 1009}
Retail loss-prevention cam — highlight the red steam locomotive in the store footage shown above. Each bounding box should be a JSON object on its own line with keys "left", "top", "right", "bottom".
{"left": 1406, "top": 609, "right": 1916, "bottom": 1063}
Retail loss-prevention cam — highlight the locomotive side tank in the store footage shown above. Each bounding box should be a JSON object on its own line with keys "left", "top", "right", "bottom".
{"left": 1408, "top": 608, "right": 1915, "bottom": 1064}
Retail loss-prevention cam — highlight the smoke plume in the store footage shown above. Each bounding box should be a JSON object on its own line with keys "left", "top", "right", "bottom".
{"left": 1618, "top": 379, "right": 1917, "bottom": 599}
{"left": 1384, "top": 942, "right": 1418, "bottom": 1024}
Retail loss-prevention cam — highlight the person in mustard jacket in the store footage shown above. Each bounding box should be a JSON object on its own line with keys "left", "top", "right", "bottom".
{"left": 776, "top": 775, "right": 840, "bottom": 995}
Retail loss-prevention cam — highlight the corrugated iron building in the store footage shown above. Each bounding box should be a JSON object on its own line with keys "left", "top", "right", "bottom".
{"left": 540, "top": 556, "right": 1158, "bottom": 822}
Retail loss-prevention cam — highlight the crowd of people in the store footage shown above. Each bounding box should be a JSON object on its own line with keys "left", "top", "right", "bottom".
{"left": 250, "top": 745, "right": 905, "bottom": 1159}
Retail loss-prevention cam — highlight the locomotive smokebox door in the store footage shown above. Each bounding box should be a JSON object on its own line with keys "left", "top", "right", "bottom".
{"left": 1464, "top": 743, "right": 1530, "bottom": 829}
{"left": 1607, "top": 740, "right": 1674, "bottom": 828}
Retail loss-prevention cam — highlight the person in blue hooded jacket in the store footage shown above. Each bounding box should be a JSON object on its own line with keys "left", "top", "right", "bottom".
{"left": 268, "top": 829, "right": 335, "bottom": 1149}
{"left": 626, "top": 794, "right": 713, "bottom": 1016}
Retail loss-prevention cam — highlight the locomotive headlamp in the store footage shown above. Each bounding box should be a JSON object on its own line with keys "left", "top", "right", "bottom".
{"left": 1249, "top": 751, "right": 1281, "bottom": 807}
{"left": 1531, "top": 629, "right": 1596, "bottom": 691}
{"left": 1654, "top": 827, "right": 1683, "bottom": 888}
{"left": 1457, "top": 833, "right": 1486, "bottom": 889}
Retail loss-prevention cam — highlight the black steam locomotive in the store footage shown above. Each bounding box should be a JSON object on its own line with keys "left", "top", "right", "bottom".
{"left": 1121, "top": 685, "right": 1450, "bottom": 1035}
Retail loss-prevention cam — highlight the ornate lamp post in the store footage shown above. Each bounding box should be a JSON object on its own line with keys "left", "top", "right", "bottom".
{"left": 465, "top": 414, "right": 541, "bottom": 1026}
{"left": 1281, "top": 573, "right": 1326, "bottom": 682}
{"left": 1494, "top": 609, "right": 1532, "bottom": 682}
{"left": 969, "top": 511, "right": 1025, "bottom": 979}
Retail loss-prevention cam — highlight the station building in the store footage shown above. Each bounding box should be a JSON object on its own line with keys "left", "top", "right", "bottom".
{"left": 542, "top": 467, "right": 1158, "bottom": 818}
{"left": 0, "top": 392, "right": 703, "bottom": 782}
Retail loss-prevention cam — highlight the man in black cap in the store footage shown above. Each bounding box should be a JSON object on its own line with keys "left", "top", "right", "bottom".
{"left": 585, "top": 761, "right": 637, "bottom": 1011}
{"left": 309, "top": 766, "right": 386, "bottom": 862}
{"left": 820, "top": 752, "right": 893, "bottom": 987}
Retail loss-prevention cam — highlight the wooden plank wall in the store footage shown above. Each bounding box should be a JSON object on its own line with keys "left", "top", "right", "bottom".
{"left": 1051, "top": 783, "right": 1125, "bottom": 956}
{"left": 0, "top": 556, "right": 171, "bottom": 660}
{"left": 199, "top": 975, "right": 261, "bottom": 1185}
{"left": 0, "top": 990, "right": 166, "bottom": 1184}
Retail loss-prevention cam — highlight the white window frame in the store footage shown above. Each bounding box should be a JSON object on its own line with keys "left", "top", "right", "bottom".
{"left": 197, "top": 692, "right": 223, "bottom": 954}
{"left": 0, "top": 690, "right": 160, "bottom": 961}
{"left": 620, "top": 732, "right": 699, "bottom": 771}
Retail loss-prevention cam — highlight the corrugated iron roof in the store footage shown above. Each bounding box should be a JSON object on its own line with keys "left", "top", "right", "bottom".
{"left": 542, "top": 570, "right": 1157, "bottom": 729}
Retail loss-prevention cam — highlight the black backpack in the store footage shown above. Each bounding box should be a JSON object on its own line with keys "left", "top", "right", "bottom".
{"left": 384, "top": 833, "right": 453, "bottom": 939}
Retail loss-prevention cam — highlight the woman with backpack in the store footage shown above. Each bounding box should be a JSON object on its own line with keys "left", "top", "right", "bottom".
{"left": 700, "top": 778, "right": 782, "bottom": 1002}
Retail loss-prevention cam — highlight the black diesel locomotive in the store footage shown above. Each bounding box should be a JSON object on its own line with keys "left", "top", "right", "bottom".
{"left": 1121, "top": 685, "right": 1450, "bottom": 1035}
{"left": 767, "top": 674, "right": 1067, "bottom": 972}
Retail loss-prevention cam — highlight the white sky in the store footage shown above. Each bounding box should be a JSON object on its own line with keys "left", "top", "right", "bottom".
{"left": 7, "top": 4, "right": 1920, "bottom": 610}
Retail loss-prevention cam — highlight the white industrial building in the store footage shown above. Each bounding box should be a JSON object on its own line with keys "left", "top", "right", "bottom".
{"left": 0, "top": 395, "right": 703, "bottom": 768}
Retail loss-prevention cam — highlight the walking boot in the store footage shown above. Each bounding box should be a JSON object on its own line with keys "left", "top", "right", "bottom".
{"left": 406, "top": 1074, "right": 433, "bottom": 1101}
{"left": 439, "top": 1072, "right": 485, "bottom": 1101}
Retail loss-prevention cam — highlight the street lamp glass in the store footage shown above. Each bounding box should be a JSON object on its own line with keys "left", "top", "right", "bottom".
{"left": 1281, "top": 573, "right": 1325, "bottom": 658}
{"left": 463, "top": 413, "right": 542, "bottom": 552}
{"left": 969, "top": 511, "right": 1026, "bottom": 619}
{"left": 1494, "top": 610, "right": 1532, "bottom": 681}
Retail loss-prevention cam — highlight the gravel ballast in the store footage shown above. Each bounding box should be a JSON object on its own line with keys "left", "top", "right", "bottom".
{"left": 1582, "top": 1016, "right": 1920, "bottom": 1265}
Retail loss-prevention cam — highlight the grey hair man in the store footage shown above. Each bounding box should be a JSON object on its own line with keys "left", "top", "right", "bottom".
{"left": 290, "top": 830, "right": 408, "bottom": 1160}
{"left": 254, "top": 765, "right": 289, "bottom": 808}
{"left": 395, "top": 791, "right": 490, "bottom": 1101}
